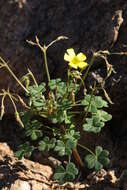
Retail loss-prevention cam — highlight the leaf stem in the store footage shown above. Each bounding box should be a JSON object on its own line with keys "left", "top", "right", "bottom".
{"left": 60, "top": 124, "right": 84, "bottom": 168}
{"left": 78, "top": 143, "right": 95, "bottom": 156}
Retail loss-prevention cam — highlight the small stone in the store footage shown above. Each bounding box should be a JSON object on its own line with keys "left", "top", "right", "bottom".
{"left": 10, "top": 180, "right": 30, "bottom": 190}
{"left": 106, "top": 170, "right": 118, "bottom": 184}
{"left": 87, "top": 169, "right": 107, "bottom": 184}
{"left": 0, "top": 143, "right": 13, "bottom": 157}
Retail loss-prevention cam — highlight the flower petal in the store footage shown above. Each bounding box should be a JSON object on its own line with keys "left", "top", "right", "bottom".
{"left": 69, "top": 62, "right": 78, "bottom": 69}
{"left": 64, "top": 53, "right": 71, "bottom": 61}
{"left": 67, "top": 48, "right": 75, "bottom": 57}
{"left": 77, "top": 53, "right": 86, "bottom": 61}
{"left": 78, "top": 62, "right": 88, "bottom": 69}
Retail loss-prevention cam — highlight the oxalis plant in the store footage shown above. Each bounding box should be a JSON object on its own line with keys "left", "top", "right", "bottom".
{"left": 0, "top": 36, "right": 114, "bottom": 184}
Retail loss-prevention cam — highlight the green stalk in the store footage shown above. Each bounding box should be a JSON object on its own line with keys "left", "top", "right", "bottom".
{"left": 27, "top": 69, "right": 38, "bottom": 86}
{"left": 83, "top": 82, "right": 96, "bottom": 123}
{"left": 43, "top": 49, "right": 50, "bottom": 82}
{"left": 80, "top": 55, "right": 95, "bottom": 88}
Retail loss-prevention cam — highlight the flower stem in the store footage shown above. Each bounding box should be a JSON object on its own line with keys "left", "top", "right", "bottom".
{"left": 43, "top": 48, "right": 50, "bottom": 82}
{"left": 27, "top": 69, "right": 38, "bottom": 86}
{"left": 80, "top": 55, "right": 95, "bottom": 89}
{"left": 6, "top": 64, "right": 29, "bottom": 93}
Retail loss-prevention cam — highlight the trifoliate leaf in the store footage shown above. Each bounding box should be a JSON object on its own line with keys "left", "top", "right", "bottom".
{"left": 53, "top": 162, "right": 78, "bottom": 184}
{"left": 95, "top": 110, "right": 112, "bottom": 122}
{"left": 55, "top": 139, "right": 76, "bottom": 156}
{"left": 38, "top": 137, "right": 56, "bottom": 152}
{"left": 85, "top": 146, "right": 110, "bottom": 171}
{"left": 83, "top": 118, "right": 104, "bottom": 133}
{"left": 81, "top": 95, "right": 108, "bottom": 113}
{"left": 15, "top": 142, "right": 34, "bottom": 159}
{"left": 24, "top": 120, "right": 43, "bottom": 140}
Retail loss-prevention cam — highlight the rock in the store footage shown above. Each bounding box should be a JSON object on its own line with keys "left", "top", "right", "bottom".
{"left": 0, "top": 143, "right": 13, "bottom": 157}
{"left": 9, "top": 180, "right": 31, "bottom": 190}
{"left": 32, "top": 151, "right": 61, "bottom": 169}
{"left": 87, "top": 169, "right": 107, "bottom": 184}
{"left": 0, "top": 142, "right": 53, "bottom": 190}
{"left": 106, "top": 170, "right": 118, "bottom": 184}
{"left": 22, "top": 158, "right": 53, "bottom": 179}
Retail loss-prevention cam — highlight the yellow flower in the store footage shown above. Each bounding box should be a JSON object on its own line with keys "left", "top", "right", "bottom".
{"left": 64, "top": 48, "right": 88, "bottom": 69}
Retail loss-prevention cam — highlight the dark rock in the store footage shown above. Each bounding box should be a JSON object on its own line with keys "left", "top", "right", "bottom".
{"left": 0, "top": 1, "right": 127, "bottom": 139}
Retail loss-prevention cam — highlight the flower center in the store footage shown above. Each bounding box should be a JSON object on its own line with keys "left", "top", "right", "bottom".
{"left": 72, "top": 56, "right": 80, "bottom": 64}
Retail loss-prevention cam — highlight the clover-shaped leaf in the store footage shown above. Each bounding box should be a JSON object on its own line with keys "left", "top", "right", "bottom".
{"left": 38, "top": 137, "right": 56, "bottom": 152}
{"left": 24, "top": 120, "right": 43, "bottom": 140}
{"left": 49, "top": 110, "right": 72, "bottom": 124}
{"left": 83, "top": 117, "right": 104, "bottom": 133}
{"left": 81, "top": 95, "right": 108, "bottom": 113}
{"left": 55, "top": 139, "right": 76, "bottom": 156}
{"left": 53, "top": 162, "right": 78, "bottom": 184}
{"left": 94, "top": 110, "right": 112, "bottom": 122}
{"left": 65, "top": 129, "right": 80, "bottom": 142}
{"left": 94, "top": 96, "right": 108, "bottom": 108}
{"left": 15, "top": 142, "right": 34, "bottom": 159}
{"left": 48, "top": 79, "right": 67, "bottom": 98}
{"left": 85, "top": 146, "right": 110, "bottom": 171}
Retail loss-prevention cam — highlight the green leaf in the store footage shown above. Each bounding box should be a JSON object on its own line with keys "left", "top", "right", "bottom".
{"left": 15, "top": 142, "right": 34, "bottom": 159}
{"left": 95, "top": 146, "right": 103, "bottom": 156}
{"left": 48, "top": 78, "right": 62, "bottom": 90}
{"left": 81, "top": 95, "right": 108, "bottom": 113}
{"left": 55, "top": 139, "right": 76, "bottom": 156}
{"left": 83, "top": 118, "right": 104, "bottom": 133}
{"left": 65, "top": 129, "right": 80, "bottom": 142}
{"left": 94, "top": 110, "right": 112, "bottom": 122}
{"left": 66, "top": 162, "right": 78, "bottom": 175}
{"left": 28, "top": 83, "right": 46, "bottom": 97}
{"left": 85, "top": 154, "right": 96, "bottom": 169}
{"left": 54, "top": 140, "right": 66, "bottom": 156}
{"left": 32, "top": 98, "right": 46, "bottom": 110}
{"left": 53, "top": 162, "right": 78, "bottom": 184}
{"left": 38, "top": 137, "right": 56, "bottom": 152}
{"left": 48, "top": 79, "right": 67, "bottom": 98}
{"left": 85, "top": 146, "right": 110, "bottom": 171}
{"left": 94, "top": 96, "right": 108, "bottom": 108}
{"left": 24, "top": 120, "right": 43, "bottom": 140}
{"left": 49, "top": 110, "right": 72, "bottom": 124}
